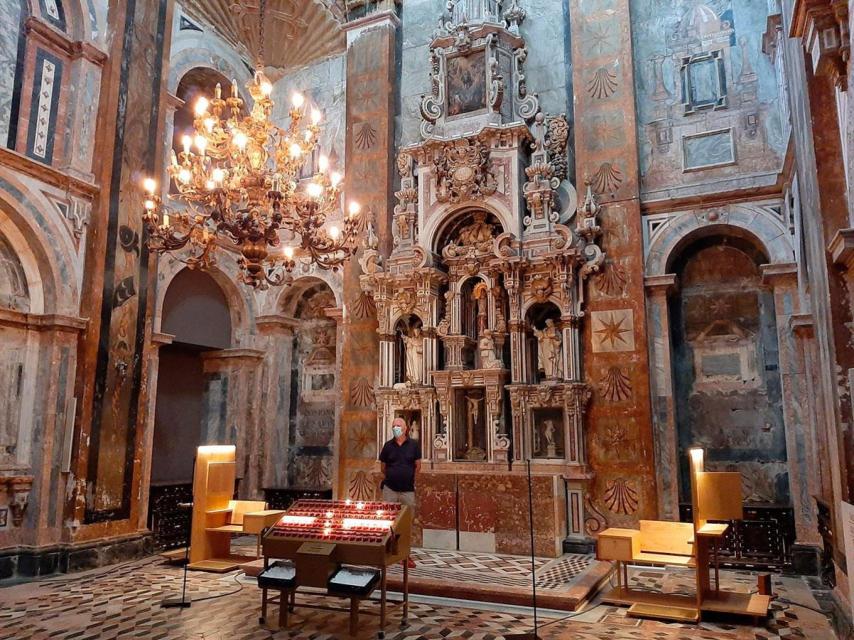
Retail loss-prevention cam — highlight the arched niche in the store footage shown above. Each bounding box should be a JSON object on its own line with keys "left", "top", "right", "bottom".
{"left": 172, "top": 67, "right": 234, "bottom": 159}
{"left": 151, "top": 268, "right": 233, "bottom": 486}
{"left": 524, "top": 301, "right": 562, "bottom": 383}
{"left": 161, "top": 267, "right": 232, "bottom": 349}
{"left": 394, "top": 314, "right": 424, "bottom": 386}
{"left": 282, "top": 279, "right": 338, "bottom": 490}
{"left": 668, "top": 233, "right": 789, "bottom": 507}
{"left": 0, "top": 231, "right": 30, "bottom": 312}
{"left": 432, "top": 208, "right": 504, "bottom": 257}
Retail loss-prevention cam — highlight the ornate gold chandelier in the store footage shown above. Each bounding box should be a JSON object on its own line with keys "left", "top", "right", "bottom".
{"left": 141, "top": 0, "right": 360, "bottom": 289}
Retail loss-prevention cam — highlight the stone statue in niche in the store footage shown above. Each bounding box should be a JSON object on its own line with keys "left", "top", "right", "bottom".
{"left": 409, "top": 419, "right": 420, "bottom": 441}
{"left": 464, "top": 391, "right": 487, "bottom": 461}
{"left": 534, "top": 319, "right": 562, "bottom": 379}
{"left": 473, "top": 282, "right": 489, "bottom": 336}
{"left": 478, "top": 329, "right": 502, "bottom": 369}
{"left": 402, "top": 327, "right": 424, "bottom": 384}
{"left": 541, "top": 419, "right": 557, "bottom": 458}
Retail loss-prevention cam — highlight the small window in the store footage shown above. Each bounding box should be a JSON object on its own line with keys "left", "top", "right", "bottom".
{"left": 680, "top": 50, "right": 727, "bottom": 114}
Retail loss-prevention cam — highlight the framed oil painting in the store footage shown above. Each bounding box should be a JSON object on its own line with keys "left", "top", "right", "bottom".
{"left": 446, "top": 50, "right": 486, "bottom": 117}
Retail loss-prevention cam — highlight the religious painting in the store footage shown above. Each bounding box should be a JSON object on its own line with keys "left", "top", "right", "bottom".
{"left": 446, "top": 51, "right": 486, "bottom": 117}
{"left": 531, "top": 407, "right": 565, "bottom": 459}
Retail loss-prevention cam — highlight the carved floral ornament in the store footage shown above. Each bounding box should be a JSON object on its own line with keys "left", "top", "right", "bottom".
{"left": 434, "top": 138, "right": 497, "bottom": 204}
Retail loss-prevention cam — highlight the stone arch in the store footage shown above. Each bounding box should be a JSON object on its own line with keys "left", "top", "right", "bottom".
{"left": 0, "top": 177, "right": 79, "bottom": 315}
{"left": 277, "top": 273, "right": 342, "bottom": 316}
{"left": 167, "top": 46, "right": 252, "bottom": 100}
{"left": 423, "top": 201, "right": 513, "bottom": 256}
{"left": 645, "top": 203, "right": 794, "bottom": 277}
{"left": 154, "top": 256, "right": 256, "bottom": 347}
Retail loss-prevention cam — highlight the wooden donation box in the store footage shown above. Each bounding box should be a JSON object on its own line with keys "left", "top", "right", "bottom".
{"left": 259, "top": 499, "right": 413, "bottom": 634}
{"left": 597, "top": 448, "right": 772, "bottom": 623}
{"left": 187, "top": 445, "right": 285, "bottom": 572}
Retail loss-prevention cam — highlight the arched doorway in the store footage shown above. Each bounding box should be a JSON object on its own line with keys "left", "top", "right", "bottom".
{"left": 149, "top": 268, "right": 232, "bottom": 547}
{"left": 669, "top": 235, "right": 791, "bottom": 551}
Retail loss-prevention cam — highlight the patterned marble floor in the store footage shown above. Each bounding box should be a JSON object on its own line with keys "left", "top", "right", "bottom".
{"left": 0, "top": 553, "right": 837, "bottom": 640}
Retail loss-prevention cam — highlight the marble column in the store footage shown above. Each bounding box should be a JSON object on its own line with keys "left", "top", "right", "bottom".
{"left": 69, "top": 0, "right": 175, "bottom": 539}
{"left": 336, "top": 8, "right": 399, "bottom": 500}
{"left": 569, "top": 0, "right": 658, "bottom": 530}
{"left": 644, "top": 274, "right": 678, "bottom": 521}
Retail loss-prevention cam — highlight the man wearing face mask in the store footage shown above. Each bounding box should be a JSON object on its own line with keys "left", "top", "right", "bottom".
{"left": 379, "top": 417, "right": 421, "bottom": 568}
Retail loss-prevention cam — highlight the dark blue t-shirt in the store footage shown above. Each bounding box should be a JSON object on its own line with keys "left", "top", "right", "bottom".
{"left": 379, "top": 437, "right": 421, "bottom": 492}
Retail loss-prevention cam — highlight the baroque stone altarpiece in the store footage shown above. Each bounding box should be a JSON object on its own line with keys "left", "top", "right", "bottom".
{"left": 359, "top": 0, "right": 605, "bottom": 549}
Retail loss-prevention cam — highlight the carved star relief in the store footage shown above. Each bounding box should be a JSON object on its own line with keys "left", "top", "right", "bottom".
{"left": 595, "top": 312, "right": 630, "bottom": 348}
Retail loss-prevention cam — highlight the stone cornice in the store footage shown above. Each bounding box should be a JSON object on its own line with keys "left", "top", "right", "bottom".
{"left": 201, "top": 348, "right": 265, "bottom": 363}
{"left": 150, "top": 332, "right": 175, "bottom": 346}
{"left": 760, "top": 262, "right": 799, "bottom": 286}
{"left": 25, "top": 16, "right": 107, "bottom": 66}
{"left": 0, "top": 309, "right": 87, "bottom": 332}
{"left": 789, "top": 312, "right": 815, "bottom": 338}
{"left": 0, "top": 147, "right": 99, "bottom": 199}
{"left": 644, "top": 273, "right": 678, "bottom": 295}
{"left": 828, "top": 228, "right": 854, "bottom": 268}
{"left": 255, "top": 315, "right": 298, "bottom": 334}
{"left": 343, "top": 7, "right": 400, "bottom": 45}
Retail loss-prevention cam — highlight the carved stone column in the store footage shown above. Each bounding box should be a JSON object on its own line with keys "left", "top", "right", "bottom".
{"left": 570, "top": 0, "right": 658, "bottom": 530}
{"left": 336, "top": 7, "right": 399, "bottom": 500}
{"left": 644, "top": 274, "right": 679, "bottom": 521}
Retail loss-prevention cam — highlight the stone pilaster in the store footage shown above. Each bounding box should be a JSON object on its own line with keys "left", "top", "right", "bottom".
{"left": 336, "top": 8, "right": 399, "bottom": 500}
{"left": 762, "top": 263, "right": 822, "bottom": 546}
{"left": 255, "top": 316, "right": 296, "bottom": 490}
{"left": 69, "top": 0, "right": 175, "bottom": 538}
{"left": 643, "top": 274, "right": 678, "bottom": 521}
{"left": 570, "top": 0, "right": 658, "bottom": 529}
{"left": 200, "top": 348, "right": 264, "bottom": 497}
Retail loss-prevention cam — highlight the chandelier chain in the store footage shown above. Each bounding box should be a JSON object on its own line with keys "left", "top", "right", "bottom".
{"left": 258, "top": 0, "right": 267, "bottom": 68}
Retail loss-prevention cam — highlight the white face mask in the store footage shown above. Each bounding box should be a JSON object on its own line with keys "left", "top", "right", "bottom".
{"left": 392, "top": 426, "right": 404, "bottom": 438}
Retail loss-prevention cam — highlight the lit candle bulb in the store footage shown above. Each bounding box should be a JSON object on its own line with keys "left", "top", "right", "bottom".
{"left": 162, "top": 213, "right": 170, "bottom": 227}
{"left": 211, "top": 168, "right": 225, "bottom": 184}
{"left": 304, "top": 130, "right": 313, "bottom": 142}
{"left": 318, "top": 155, "right": 329, "bottom": 172}
{"left": 178, "top": 168, "right": 191, "bottom": 184}
{"left": 194, "top": 96, "right": 209, "bottom": 116}
{"left": 330, "top": 172, "right": 342, "bottom": 188}
{"left": 329, "top": 225, "right": 340, "bottom": 239}
{"left": 143, "top": 177, "right": 157, "bottom": 194}
{"left": 182, "top": 135, "right": 192, "bottom": 154}
{"left": 306, "top": 182, "right": 322, "bottom": 199}
{"left": 292, "top": 92, "right": 304, "bottom": 109}
{"left": 311, "top": 108, "right": 321, "bottom": 125}
{"left": 283, "top": 246, "right": 294, "bottom": 260}
{"left": 233, "top": 130, "right": 248, "bottom": 150}
{"left": 204, "top": 117, "right": 215, "bottom": 132}
{"left": 215, "top": 83, "right": 222, "bottom": 100}
{"left": 261, "top": 80, "right": 273, "bottom": 96}
{"left": 194, "top": 134, "right": 207, "bottom": 154}
{"left": 144, "top": 198, "right": 156, "bottom": 211}
{"left": 289, "top": 143, "right": 302, "bottom": 158}
{"left": 205, "top": 179, "right": 215, "bottom": 191}
{"left": 232, "top": 78, "right": 238, "bottom": 98}
{"left": 348, "top": 201, "right": 361, "bottom": 218}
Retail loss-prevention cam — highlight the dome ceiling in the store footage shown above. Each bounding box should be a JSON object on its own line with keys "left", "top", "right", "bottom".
{"left": 180, "top": 0, "right": 346, "bottom": 72}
